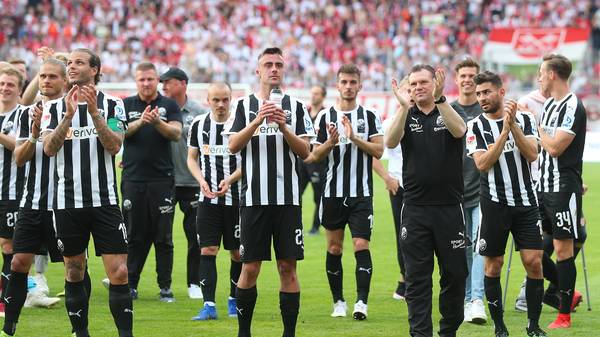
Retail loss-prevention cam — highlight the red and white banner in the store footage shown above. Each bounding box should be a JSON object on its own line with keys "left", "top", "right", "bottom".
{"left": 483, "top": 28, "right": 590, "bottom": 65}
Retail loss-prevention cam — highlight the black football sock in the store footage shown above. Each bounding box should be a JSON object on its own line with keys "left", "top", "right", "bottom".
{"left": 83, "top": 266, "right": 91, "bottom": 301}
{"left": 526, "top": 277, "right": 544, "bottom": 329}
{"left": 484, "top": 276, "right": 506, "bottom": 331}
{"left": 109, "top": 284, "right": 134, "bottom": 337}
{"left": 542, "top": 252, "right": 558, "bottom": 285}
{"left": 65, "top": 280, "right": 90, "bottom": 337}
{"left": 199, "top": 255, "right": 217, "bottom": 303}
{"left": 325, "top": 252, "right": 343, "bottom": 302}
{"left": 1, "top": 253, "right": 13, "bottom": 299}
{"left": 355, "top": 249, "right": 372, "bottom": 304}
{"left": 280, "top": 291, "right": 300, "bottom": 337}
{"left": 236, "top": 286, "right": 257, "bottom": 337}
{"left": 2, "top": 271, "right": 28, "bottom": 336}
{"left": 556, "top": 257, "right": 576, "bottom": 314}
{"left": 230, "top": 260, "right": 242, "bottom": 298}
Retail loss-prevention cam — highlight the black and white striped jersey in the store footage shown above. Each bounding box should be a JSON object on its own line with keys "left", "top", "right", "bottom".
{"left": 466, "top": 111, "right": 539, "bottom": 206}
{"left": 224, "top": 93, "right": 315, "bottom": 206}
{"left": 313, "top": 106, "right": 383, "bottom": 197}
{"left": 538, "top": 93, "right": 586, "bottom": 194}
{"left": 40, "top": 91, "right": 127, "bottom": 209}
{"left": 16, "top": 104, "right": 55, "bottom": 210}
{"left": 188, "top": 113, "right": 240, "bottom": 206}
{"left": 0, "top": 104, "right": 26, "bottom": 202}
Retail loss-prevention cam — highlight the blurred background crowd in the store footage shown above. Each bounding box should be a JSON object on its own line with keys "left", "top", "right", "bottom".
{"left": 1, "top": 0, "right": 599, "bottom": 93}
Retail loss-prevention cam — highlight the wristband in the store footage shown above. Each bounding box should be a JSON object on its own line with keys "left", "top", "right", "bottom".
{"left": 434, "top": 95, "right": 446, "bottom": 104}
{"left": 29, "top": 136, "right": 38, "bottom": 144}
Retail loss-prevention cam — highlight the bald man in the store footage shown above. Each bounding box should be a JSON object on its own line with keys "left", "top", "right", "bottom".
{"left": 187, "top": 83, "right": 242, "bottom": 320}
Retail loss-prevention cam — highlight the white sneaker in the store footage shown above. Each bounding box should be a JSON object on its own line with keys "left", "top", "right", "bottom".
{"left": 24, "top": 291, "right": 60, "bottom": 308}
{"left": 102, "top": 278, "right": 110, "bottom": 290}
{"left": 33, "top": 274, "right": 49, "bottom": 296}
{"left": 464, "top": 301, "right": 473, "bottom": 322}
{"left": 515, "top": 280, "right": 528, "bottom": 312}
{"left": 188, "top": 284, "right": 203, "bottom": 299}
{"left": 331, "top": 300, "right": 347, "bottom": 317}
{"left": 352, "top": 300, "right": 367, "bottom": 320}
{"left": 469, "top": 299, "right": 487, "bottom": 324}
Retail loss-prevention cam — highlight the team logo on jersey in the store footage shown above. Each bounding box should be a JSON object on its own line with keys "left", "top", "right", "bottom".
{"left": 202, "top": 144, "right": 231, "bottom": 156}
{"left": 57, "top": 239, "right": 65, "bottom": 253}
{"left": 478, "top": 239, "right": 487, "bottom": 252}
{"left": 128, "top": 111, "right": 142, "bottom": 120}
{"left": 285, "top": 110, "right": 292, "bottom": 124}
{"left": 158, "top": 107, "right": 167, "bottom": 120}
{"left": 123, "top": 199, "right": 132, "bottom": 210}
{"left": 239, "top": 244, "right": 245, "bottom": 258}
{"left": 400, "top": 227, "right": 407, "bottom": 240}
{"left": 409, "top": 117, "right": 423, "bottom": 133}
{"left": 434, "top": 116, "right": 447, "bottom": 132}
{"left": 356, "top": 119, "right": 366, "bottom": 133}
{"left": 304, "top": 116, "right": 314, "bottom": 132}
{"left": 2, "top": 121, "right": 13, "bottom": 134}
{"left": 185, "top": 115, "right": 194, "bottom": 125}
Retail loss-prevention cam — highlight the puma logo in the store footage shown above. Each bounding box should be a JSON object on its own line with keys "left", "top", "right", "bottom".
{"left": 488, "top": 300, "right": 499, "bottom": 307}
{"left": 199, "top": 279, "right": 206, "bottom": 286}
{"left": 358, "top": 267, "right": 372, "bottom": 274}
{"left": 236, "top": 307, "right": 244, "bottom": 316}
{"left": 3, "top": 296, "right": 11, "bottom": 304}
{"left": 124, "top": 308, "right": 134, "bottom": 314}
{"left": 68, "top": 309, "right": 83, "bottom": 317}
{"left": 327, "top": 270, "right": 340, "bottom": 276}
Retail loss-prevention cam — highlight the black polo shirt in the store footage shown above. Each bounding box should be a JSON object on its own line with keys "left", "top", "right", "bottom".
{"left": 122, "top": 93, "right": 182, "bottom": 182}
{"left": 400, "top": 105, "right": 466, "bottom": 205}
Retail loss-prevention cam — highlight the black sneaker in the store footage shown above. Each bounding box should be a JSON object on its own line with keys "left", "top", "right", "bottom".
{"left": 393, "top": 282, "right": 406, "bottom": 300}
{"left": 526, "top": 326, "right": 547, "bottom": 337}
{"left": 495, "top": 327, "right": 509, "bottom": 337}
{"left": 130, "top": 288, "right": 138, "bottom": 300}
{"left": 159, "top": 288, "right": 175, "bottom": 303}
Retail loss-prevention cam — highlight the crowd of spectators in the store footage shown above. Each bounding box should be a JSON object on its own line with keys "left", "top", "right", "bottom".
{"left": 1, "top": 0, "right": 598, "bottom": 91}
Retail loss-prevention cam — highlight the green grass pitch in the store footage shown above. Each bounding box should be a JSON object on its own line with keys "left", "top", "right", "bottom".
{"left": 13, "top": 163, "right": 600, "bottom": 337}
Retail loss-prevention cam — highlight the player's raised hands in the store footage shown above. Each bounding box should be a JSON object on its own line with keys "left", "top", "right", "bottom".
{"left": 391, "top": 76, "right": 411, "bottom": 108}
{"left": 433, "top": 68, "right": 446, "bottom": 101}
{"left": 341, "top": 115, "right": 354, "bottom": 141}
{"left": 64, "top": 85, "right": 79, "bottom": 119}
{"left": 37, "top": 47, "right": 55, "bottom": 62}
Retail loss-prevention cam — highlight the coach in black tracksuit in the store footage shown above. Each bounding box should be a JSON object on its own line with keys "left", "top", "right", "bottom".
{"left": 386, "top": 64, "right": 468, "bottom": 337}
{"left": 122, "top": 62, "right": 182, "bottom": 301}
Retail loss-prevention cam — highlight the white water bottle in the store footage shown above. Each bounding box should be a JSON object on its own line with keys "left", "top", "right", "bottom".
{"left": 268, "top": 87, "right": 283, "bottom": 125}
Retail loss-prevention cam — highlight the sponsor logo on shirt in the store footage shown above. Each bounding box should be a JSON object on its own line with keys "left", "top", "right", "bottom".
{"left": 409, "top": 116, "right": 423, "bottom": 133}
{"left": 253, "top": 123, "right": 282, "bottom": 136}
{"left": 202, "top": 144, "right": 232, "bottom": 156}
{"left": 66, "top": 126, "right": 98, "bottom": 140}
{"left": 128, "top": 111, "right": 142, "bottom": 120}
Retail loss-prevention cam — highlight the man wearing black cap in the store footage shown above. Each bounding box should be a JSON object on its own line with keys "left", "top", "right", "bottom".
{"left": 160, "top": 67, "right": 208, "bottom": 299}
{"left": 121, "top": 62, "right": 182, "bottom": 302}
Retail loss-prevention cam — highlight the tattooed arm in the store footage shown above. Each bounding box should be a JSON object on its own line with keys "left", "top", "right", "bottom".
{"left": 80, "top": 85, "right": 123, "bottom": 156}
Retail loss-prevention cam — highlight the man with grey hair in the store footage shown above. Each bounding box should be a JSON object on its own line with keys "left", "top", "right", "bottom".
{"left": 160, "top": 67, "right": 207, "bottom": 299}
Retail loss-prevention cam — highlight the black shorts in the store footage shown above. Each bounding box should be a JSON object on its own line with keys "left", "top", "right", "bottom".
{"left": 121, "top": 180, "right": 175, "bottom": 245}
{"left": 0, "top": 201, "right": 19, "bottom": 239}
{"left": 196, "top": 203, "right": 240, "bottom": 250}
{"left": 13, "top": 208, "right": 62, "bottom": 262}
{"left": 477, "top": 198, "right": 543, "bottom": 257}
{"left": 239, "top": 205, "right": 303, "bottom": 262}
{"left": 320, "top": 197, "right": 373, "bottom": 240}
{"left": 54, "top": 205, "right": 128, "bottom": 257}
{"left": 539, "top": 192, "right": 582, "bottom": 240}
